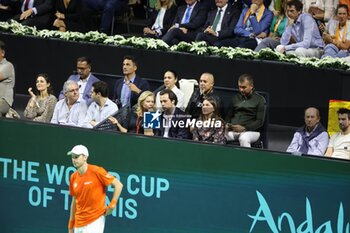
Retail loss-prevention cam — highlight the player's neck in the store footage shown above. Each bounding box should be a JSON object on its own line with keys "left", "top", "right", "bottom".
{"left": 78, "top": 163, "right": 88, "bottom": 175}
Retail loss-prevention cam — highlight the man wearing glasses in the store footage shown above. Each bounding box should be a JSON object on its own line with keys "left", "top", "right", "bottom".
{"left": 51, "top": 80, "right": 88, "bottom": 127}
{"left": 59, "top": 57, "right": 100, "bottom": 105}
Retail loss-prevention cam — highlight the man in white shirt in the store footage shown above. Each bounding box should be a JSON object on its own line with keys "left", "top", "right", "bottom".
{"left": 83, "top": 81, "right": 118, "bottom": 128}
{"left": 325, "top": 108, "right": 350, "bottom": 160}
{"left": 51, "top": 80, "right": 88, "bottom": 127}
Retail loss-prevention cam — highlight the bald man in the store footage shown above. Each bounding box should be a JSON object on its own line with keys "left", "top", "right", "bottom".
{"left": 185, "top": 72, "right": 222, "bottom": 119}
{"left": 287, "top": 107, "right": 329, "bottom": 156}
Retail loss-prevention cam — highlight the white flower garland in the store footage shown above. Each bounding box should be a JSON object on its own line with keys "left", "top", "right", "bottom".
{"left": 0, "top": 20, "right": 349, "bottom": 71}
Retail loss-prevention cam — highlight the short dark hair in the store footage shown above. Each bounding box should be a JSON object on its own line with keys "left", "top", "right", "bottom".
{"left": 238, "top": 73, "right": 254, "bottom": 85}
{"left": 159, "top": 89, "right": 178, "bottom": 105}
{"left": 287, "top": 0, "right": 303, "bottom": 11}
{"left": 337, "top": 4, "right": 349, "bottom": 15}
{"left": 338, "top": 108, "right": 350, "bottom": 119}
{"left": 0, "top": 40, "right": 5, "bottom": 51}
{"left": 123, "top": 55, "right": 137, "bottom": 66}
{"left": 92, "top": 81, "right": 109, "bottom": 97}
{"left": 77, "top": 57, "right": 92, "bottom": 67}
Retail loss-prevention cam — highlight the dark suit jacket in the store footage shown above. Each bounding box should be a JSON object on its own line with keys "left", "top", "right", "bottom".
{"left": 155, "top": 107, "right": 191, "bottom": 139}
{"left": 202, "top": 4, "right": 240, "bottom": 39}
{"left": 59, "top": 73, "right": 100, "bottom": 106}
{"left": 113, "top": 76, "right": 150, "bottom": 108}
{"left": 56, "top": 0, "right": 82, "bottom": 31}
{"left": 172, "top": 2, "right": 207, "bottom": 33}
{"left": 21, "top": 0, "right": 54, "bottom": 15}
{"left": 147, "top": 5, "right": 177, "bottom": 35}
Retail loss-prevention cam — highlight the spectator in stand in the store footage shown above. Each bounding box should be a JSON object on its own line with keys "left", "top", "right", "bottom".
{"left": 155, "top": 70, "right": 185, "bottom": 111}
{"left": 302, "top": 0, "right": 335, "bottom": 25}
{"left": 162, "top": 0, "right": 208, "bottom": 45}
{"left": 113, "top": 55, "right": 150, "bottom": 108}
{"left": 80, "top": 0, "right": 125, "bottom": 34}
{"left": 254, "top": 0, "right": 288, "bottom": 51}
{"left": 109, "top": 91, "right": 155, "bottom": 135}
{"left": 83, "top": 81, "right": 118, "bottom": 128}
{"left": 192, "top": 96, "right": 226, "bottom": 144}
{"left": 51, "top": 80, "right": 88, "bottom": 127}
{"left": 0, "top": 0, "right": 20, "bottom": 21}
{"left": 287, "top": 107, "right": 329, "bottom": 156}
{"left": 276, "top": 0, "right": 324, "bottom": 57}
{"left": 225, "top": 73, "right": 266, "bottom": 147}
{"left": 53, "top": 0, "right": 83, "bottom": 32}
{"left": 217, "top": 0, "right": 273, "bottom": 49}
{"left": 321, "top": 4, "right": 350, "bottom": 58}
{"left": 24, "top": 74, "right": 57, "bottom": 123}
{"left": 59, "top": 57, "right": 100, "bottom": 106}
{"left": 325, "top": 108, "right": 350, "bottom": 160}
{"left": 185, "top": 72, "right": 222, "bottom": 119}
{"left": 12, "top": 0, "right": 55, "bottom": 29}
{"left": 0, "top": 40, "right": 15, "bottom": 117}
{"left": 143, "top": 0, "right": 177, "bottom": 38}
{"left": 155, "top": 89, "right": 191, "bottom": 139}
{"left": 195, "top": 0, "right": 240, "bottom": 46}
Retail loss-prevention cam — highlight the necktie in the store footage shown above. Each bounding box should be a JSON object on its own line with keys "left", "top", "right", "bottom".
{"left": 182, "top": 6, "right": 192, "bottom": 24}
{"left": 23, "top": 0, "right": 30, "bottom": 11}
{"left": 212, "top": 9, "right": 222, "bottom": 32}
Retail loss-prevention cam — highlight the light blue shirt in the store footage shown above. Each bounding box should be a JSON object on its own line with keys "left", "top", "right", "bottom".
{"left": 280, "top": 13, "right": 323, "bottom": 51}
{"left": 50, "top": 99, "right": 88, "bottom": 127}
{"left": 83, "top": 98, "right": 119, "bottom": 128}
{"left": 120, "top": 76, "right": 136, "bottom": 107}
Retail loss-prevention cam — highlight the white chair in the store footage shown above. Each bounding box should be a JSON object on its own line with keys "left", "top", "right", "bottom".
{"left": 179, "top": 79, "right": 198, "bottom": 109}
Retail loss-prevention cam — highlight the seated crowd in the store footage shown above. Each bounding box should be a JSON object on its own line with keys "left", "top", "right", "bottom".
{"left": 1, "top": 0, "right": 350, "bottom": 59}
{"left": 1, "top": 39, "right": 349, "bottom": 160}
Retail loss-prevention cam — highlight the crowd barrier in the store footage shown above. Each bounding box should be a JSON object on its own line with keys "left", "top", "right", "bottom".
{"left": 0, "top": 118, "right": 349, "bottom": 233}
{"left": 1, "top": 32, "right": 349, "bottom": 126}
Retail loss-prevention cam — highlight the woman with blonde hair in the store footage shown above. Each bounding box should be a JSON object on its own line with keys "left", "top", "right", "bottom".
{"left": 24, "top": 74, "right": 57, "bottom": 123}
{"left": 109, "top": 91, "right": 155, "bottom": 135}
{"left": 143, "top": 0, "right": 177, "bottom": 38}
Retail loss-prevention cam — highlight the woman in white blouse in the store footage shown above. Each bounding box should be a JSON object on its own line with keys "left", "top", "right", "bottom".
{"left": 143, "top": 0, "right": 177, "bottom": 38}
{"left": 155, "top": 70, "right": 185, "bottom": 110}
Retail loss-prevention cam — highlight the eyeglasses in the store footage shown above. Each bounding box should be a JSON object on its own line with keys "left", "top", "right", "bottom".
{"left": 68, "top": 88, "right": 79, "bottom": 93}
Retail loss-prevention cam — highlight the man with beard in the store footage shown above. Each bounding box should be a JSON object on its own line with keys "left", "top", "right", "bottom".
{"left": 59, "top": 57, "right": 100, "bottom": 106}
{"left": 225, "top": 73, "right": 266, "bottom": 147}
{"left": 113, "top": 55, "right": 150, "bottom": 108}
{"left": 325, "top": 108, "right": 350, "bottom": 160}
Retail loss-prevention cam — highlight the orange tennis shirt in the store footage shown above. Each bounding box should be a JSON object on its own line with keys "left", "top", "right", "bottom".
{"left": 70, "top": 164, "right": 114, "bottom": 227}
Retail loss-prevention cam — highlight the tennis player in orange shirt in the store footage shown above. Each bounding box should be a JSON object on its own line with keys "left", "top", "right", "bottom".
{"left": 67, "top": 145, "right": 123, "bottom": 233}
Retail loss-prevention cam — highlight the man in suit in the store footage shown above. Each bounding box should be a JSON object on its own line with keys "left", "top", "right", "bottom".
{"left": 12, "top": 0, "right": 54, "bottom": 29}
{"left": 113, "top": 55, "right": 150, "bottom": 108}
{"left": 59, "top": 57, "right": 100, "bottom": 106}
{"left": 81, "top": 0, "right": 126, "bottom": 34}
{"left": 217, "top": 0, "right": 273, "bottom": 49}
{"left": 195, "top": 0, "right": 240, "bottom": 45}
{"left": 155, "top": 89, "right": 191, "bottom": 139}
{"left": 162, "top": 0, "right": 208, "bottom": 45}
